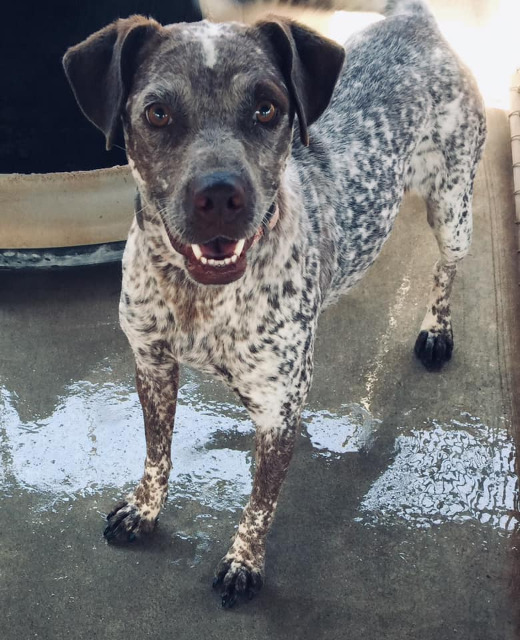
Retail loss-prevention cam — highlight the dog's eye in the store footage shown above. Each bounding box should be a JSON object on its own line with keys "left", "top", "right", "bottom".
{"left": 255, "top": 101, "right": 277, "bottom": 124}
{"left": 146, "top": 103, "right": 173, "bottom": 128}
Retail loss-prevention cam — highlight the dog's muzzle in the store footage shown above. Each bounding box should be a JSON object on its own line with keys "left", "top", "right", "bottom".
{"left": 165, "top": 200, "right": 280, "bottom": 286}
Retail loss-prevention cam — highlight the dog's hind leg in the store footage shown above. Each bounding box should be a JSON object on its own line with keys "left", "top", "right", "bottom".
{"left": 414, "top": 193, "right": 471, "bottom": 369}
{"left": 413, "top": 152, "right": 486, "bottom": 369}
{"left": 410, "top": 95, "right": 485, "bottom": 369}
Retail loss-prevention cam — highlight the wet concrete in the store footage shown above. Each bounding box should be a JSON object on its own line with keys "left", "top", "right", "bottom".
{"left": 0, "top": 107, "right": 519, "bottom": 639}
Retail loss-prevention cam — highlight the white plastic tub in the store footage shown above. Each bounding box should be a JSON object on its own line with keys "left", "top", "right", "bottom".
{"left": 0, "top": 166, "right": 135, "bottom": 268}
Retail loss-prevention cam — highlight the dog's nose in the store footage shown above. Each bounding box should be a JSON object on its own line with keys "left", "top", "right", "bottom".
{"left": 191, "top": 173, "right": 247, "bottom": 224}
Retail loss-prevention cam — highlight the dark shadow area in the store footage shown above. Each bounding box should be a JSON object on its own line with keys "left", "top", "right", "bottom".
{"left": 0, "top": 1, "right": 202, "bottom": 174}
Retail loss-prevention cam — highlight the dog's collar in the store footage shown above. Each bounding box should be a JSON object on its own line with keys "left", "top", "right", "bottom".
{"left": 135, "top": 191, "right": 145, "bottom": 230}
{"left": 250, "top": 200, "right": 280, "bottom": 249}
{"left": 265, "top": 201, "right": 280, "bottom": 232}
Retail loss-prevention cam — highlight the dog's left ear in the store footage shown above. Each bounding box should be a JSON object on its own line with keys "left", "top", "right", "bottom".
{"left": 255, "top": 19, "right": 345, "bottom": 147}
{"left": 63, "top": 15, "right": 162, "bottom": 150}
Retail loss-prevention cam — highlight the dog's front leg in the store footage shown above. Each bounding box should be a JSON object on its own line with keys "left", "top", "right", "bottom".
{"left": 104, "top": 359, "right": 179, "bottom": 542}
{"left": 214, "top": 409, "right": 300, "bottom": 607}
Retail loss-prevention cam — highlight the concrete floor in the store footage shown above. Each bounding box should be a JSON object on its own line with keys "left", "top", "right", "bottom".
{"left": 1, "top": 107, "right": 519, "bottom": 638}
{"left": 2, "top": 5, "right": 520, "bottom": 639}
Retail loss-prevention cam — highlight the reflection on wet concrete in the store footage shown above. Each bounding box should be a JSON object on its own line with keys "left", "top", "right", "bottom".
{"left": 0, "top": 373, "right": 254, "bottom": 512}
{"left": 304, "top": 403, "right": 380, "bottom": 454}
{"left": 359, "top": 416, "right": 517, "bottom": 530}
{"left": 0, "top": 370, "right": 516, "bottom": 535}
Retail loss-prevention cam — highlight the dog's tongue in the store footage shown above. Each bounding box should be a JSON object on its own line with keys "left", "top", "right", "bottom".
{"left": 199, "top": 238, "right": 240, "bottom": 259}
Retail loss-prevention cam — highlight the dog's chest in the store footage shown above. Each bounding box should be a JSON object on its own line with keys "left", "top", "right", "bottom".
{"left": 121, "top": 232, "right": 319, "bottom": 381}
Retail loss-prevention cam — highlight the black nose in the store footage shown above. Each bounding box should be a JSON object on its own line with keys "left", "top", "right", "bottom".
{"left": 190, "top": 173, "right": 247, "bottom": 224}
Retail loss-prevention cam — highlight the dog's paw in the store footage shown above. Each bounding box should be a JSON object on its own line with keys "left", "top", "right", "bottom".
{"left": 212, "top": 556, "right": 264, "bottom": 608}
{"left": 414, "top": 329, "right": 453, "bottom": 370}
{"left": 103, "top": 500, "right": 156, "bottom": 543}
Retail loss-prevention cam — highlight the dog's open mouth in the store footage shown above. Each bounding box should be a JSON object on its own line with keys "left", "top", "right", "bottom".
{"left": 166, "top": 231, "right": 259, "bottom": 285}
{"left": 164, "top": 205, "right": 280, "bottom": 285}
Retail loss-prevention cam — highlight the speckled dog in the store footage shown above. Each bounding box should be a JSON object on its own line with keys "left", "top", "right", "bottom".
{"left": 63, "top": 0, "right": 486, "bottom": 607}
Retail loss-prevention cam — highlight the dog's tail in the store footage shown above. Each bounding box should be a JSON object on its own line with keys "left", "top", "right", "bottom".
{"left": 202, "top": 0, "right": 433, "bottom": 19}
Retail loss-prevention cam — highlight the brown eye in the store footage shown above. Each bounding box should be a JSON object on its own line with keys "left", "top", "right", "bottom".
{"left": 146, "top": 103, "right": 172, "bottom": 128}
{"left": 255, "top": 101, "right": 277, "bottom": 124}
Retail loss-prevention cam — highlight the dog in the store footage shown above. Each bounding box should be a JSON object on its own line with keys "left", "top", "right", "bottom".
{"left": 63, "top": 0, "right": 486, "bottom": 607}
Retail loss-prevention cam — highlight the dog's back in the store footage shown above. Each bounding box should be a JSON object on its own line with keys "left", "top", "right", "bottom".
{"left": 282, "top": 0, "right": 487, "bottom": 302}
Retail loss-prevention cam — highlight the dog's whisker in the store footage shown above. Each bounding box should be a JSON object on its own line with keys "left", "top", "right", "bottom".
{"left": 134, "top": 202, "right": 148, "bottom": 217}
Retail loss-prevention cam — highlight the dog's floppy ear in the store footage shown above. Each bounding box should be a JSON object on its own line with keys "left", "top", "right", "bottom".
{"left": 63, "top": 15, "right": 161, "bottom": 150}
{"left": 255, "top": 18, "right": 345, "bottom": 147}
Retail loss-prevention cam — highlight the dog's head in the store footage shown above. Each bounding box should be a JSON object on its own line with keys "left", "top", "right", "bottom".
{"left": 63, "top": 16, "right": 344, "bottom": 285}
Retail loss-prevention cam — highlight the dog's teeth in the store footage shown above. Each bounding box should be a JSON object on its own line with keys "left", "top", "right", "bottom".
{"left": 234, "top": 239, "right": 245, "bottom": 256}
{"left": 196, "top": 239, "right": 245, "bottom": 269}
{"left": 199, "top": 255, "right": 235, "bottom": 268}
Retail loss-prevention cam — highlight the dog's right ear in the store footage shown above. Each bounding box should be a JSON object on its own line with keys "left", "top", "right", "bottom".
{"left": 63, "top": 15, "right": 161, "bottom": 150}
{"left": 255, "top": 18, "right": 345, "bottom": 147}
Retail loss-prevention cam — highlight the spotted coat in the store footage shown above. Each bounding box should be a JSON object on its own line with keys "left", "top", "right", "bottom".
{"left": 63, "top": 0, "right": 486, "bottom": 607}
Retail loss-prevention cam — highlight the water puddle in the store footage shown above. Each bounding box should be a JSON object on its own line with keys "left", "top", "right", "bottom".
{"left": 358, "top": 416, "right": 517, "bottom": 531}
{"left": 0, "top": 376, "right": 381, "bottom": 507}
{"left": 0, "top": 378, "right": 254, "bottom": 512}
{"left": 304, "top": 404, "right": 380, "bottom": 455}
{"left": 0, "top": 379, "right": 517, "bottom": 534}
